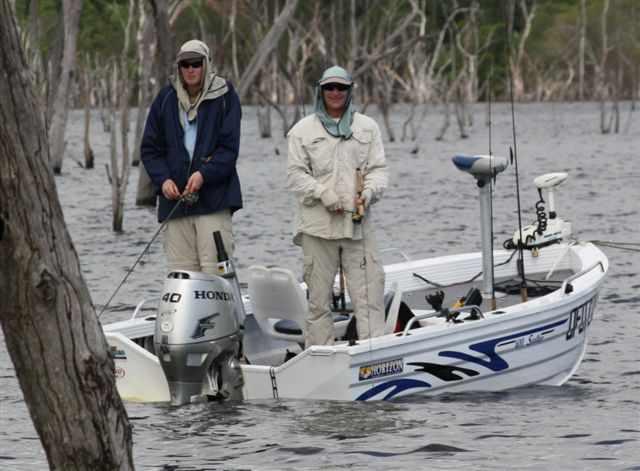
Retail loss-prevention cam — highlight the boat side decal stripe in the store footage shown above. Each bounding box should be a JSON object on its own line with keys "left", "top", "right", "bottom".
{"left": 356, "top": 378, "right": 431, "bottom": 401}
{"left": 438, "top": 319, "right": 567, "bottom": 371}
{"left": 407, "top": 362, "right": 479, "bottom": 381}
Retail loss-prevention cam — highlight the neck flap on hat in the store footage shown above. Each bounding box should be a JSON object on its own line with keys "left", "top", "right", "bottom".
{"left": 314, "top": 86, "right": 355, "bottom": 139}
{"left": 172, "top": 56, "right": 228, "bottom": 122}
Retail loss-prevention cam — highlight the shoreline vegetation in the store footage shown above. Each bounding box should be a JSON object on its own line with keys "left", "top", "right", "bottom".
{"left": 17, "top": 0, "right": 639, "bottom": 105}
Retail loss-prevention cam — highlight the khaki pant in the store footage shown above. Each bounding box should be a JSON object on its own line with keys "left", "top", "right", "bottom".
{"left": 163, "top": 210, "right": 234, "bottom": 274}
{"left": 301, "top": 233, "right": 385, "bottom": 348}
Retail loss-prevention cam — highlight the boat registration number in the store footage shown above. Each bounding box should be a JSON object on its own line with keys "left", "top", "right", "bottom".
{"left": 566, "top": 296, "right": 597, "bottom": 340}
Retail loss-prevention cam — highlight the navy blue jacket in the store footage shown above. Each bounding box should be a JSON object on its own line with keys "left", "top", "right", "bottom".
{"left": 141, "top": 81, "right": 243, "bottom": 222}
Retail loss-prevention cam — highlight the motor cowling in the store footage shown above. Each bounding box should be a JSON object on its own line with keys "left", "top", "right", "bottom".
{"left": 507, "top": 219, "right": 572, "bottom": 250}
{"left": 154, "top": 270, "right": 243, "bottom": 405}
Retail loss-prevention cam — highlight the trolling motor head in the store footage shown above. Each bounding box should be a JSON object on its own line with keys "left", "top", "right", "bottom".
{"left": 533, "top": 172, "right": 568, "bottom": 219}
{"left": 154, "top": 270, "right": 244, "bottom": 405}
{"left": 452, "top": 154, "right": 508, "bottom": 300}
{"left": 452, "top": 154, "right": 508, "bottom": 180}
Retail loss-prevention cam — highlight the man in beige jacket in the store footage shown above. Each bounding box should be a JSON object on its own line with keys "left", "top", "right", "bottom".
{"left": 287, "top": 65, "right": 389, "bottom": 349}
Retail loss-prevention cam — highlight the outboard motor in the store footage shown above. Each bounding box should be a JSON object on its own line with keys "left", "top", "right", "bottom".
{"left": 154, "top": 270, "right": 244, "bottom": 405}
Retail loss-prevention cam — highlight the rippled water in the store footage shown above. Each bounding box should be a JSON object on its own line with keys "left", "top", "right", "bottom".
{"left": 1, "top": 102, "right": 639, "bottom": 470}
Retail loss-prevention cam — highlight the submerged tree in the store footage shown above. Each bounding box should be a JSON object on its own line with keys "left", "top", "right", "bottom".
{"left": 47, "top": 0, "right": 82, "bottom": 174}
{"left": 0, "top": 3, "right": 134, "bottom": 469}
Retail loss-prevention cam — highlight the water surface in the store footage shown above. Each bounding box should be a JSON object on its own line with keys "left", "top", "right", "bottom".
{"left": 1, "top": 102, "right": 639, "bottom": 470}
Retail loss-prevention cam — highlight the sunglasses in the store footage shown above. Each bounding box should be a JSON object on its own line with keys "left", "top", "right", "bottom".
{"left": 179, "top": 59, "right": 203, "bottom": 69}
{"left": 321, "top": 83, "right": 350, "bottom": 92}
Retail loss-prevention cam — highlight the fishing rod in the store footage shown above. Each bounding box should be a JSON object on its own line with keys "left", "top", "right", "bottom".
{"left": 502, "top": 6, "right": 529, "bottom": 302}
{"left": 97, "top": 192, "right": 197, "bottom": 318}
{"left": 337, "top": 248, "right": 348, "bottom": 316}
{"left": 351, "top": 168, "right": 365, "bottom": 224}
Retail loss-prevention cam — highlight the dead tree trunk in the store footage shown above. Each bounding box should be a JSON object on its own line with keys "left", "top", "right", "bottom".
{"left": 597, "top": 0, "right": 615, "bottom": 133}
{"left": 578, "top": 0, "right": 586, "bottom": 100}
{"left": 372, "top": 63, "right": 396, "bottom": 142}
{"left": 24, "top": 0, "right": 47, "bottom": 115}
{"left": 239, "top": 0, "right": 303, "bottom": 135}
{"left": 237, "top": 0, "right": 299, "bottom": 101}
{"left": 0, "top": 4, "right": 134, "bottom": 469}
{"left": 45, "top": 14, "right": 64, "bottom": 124}
{"left": 229, "top": 0, "right": 240, "bottom": 80}
{"left": 132, "top": 0, "right": 153, "bottom": 168}
{"left": 436, "top": 89, "right": 451, "bottom": 141}
{"left": 96, "top": 57, "right": 111, "bottom": 132}
{"left": 108, "top": 0, "right": 134, "bottom": 232}
{"left": 505, "top": 0, "right": 538, "bottom": 101}
{"left": 136, "top": 0, "right": 171, "bottom": 207}
{"left": 48, "top": 0, "right": 83, "bottom": 174}
{"left": 78, "top": 55, "right": 94, "bottom": 169}
{"left": 107, "top": 63, "right": 124, "bottom": 231}
{"left": 131, "top": 6, "right": 156, "bottom": 206}
{"left": 149, "top": 0, "right": 173, "bottom": 88}
{"left": 256, "top": 93, "right": 272, "bottom": 138}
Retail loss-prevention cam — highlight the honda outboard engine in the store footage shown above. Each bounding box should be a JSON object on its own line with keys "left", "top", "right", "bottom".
{"left": 154, "top": 270, "right": 244, "bottom": 405}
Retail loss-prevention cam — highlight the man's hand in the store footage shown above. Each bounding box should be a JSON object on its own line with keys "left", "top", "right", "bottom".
{"left": 184, "top": 171, "right": 204, "bottom": 195}
{"left": 162, "top": 179, "right": 181, "bottom": 200}
{"left": 320, "top": 188, "right": 343, "bottom": 213}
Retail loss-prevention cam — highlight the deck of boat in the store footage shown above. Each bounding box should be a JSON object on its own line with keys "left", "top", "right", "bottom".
{"left": 402, "top": 269, "right": 572, "bottom": 315}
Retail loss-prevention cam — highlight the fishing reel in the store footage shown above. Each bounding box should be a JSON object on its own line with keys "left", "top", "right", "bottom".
{"left": 504, "top": 172, "right": 572, "bottom": 251}
{"left": 426, "top": 287, "right": 483, "bottom": 323}
{"left": 182, "top": 192, "right": 199, "bottom": 206}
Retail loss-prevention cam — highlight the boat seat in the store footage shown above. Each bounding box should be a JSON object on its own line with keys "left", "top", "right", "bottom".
{"left": 247, "top": 265, "right": 351, "bottom": 344}
{"left": 383, "top": 282, "right": 403, "bottom": 334}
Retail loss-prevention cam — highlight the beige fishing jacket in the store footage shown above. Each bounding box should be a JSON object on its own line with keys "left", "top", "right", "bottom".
{"left": 287, "top": 112, "right": 388, "bottom": 245}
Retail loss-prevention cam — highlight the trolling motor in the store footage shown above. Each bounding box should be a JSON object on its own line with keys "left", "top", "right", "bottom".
{"left": 154, "top": 232, "right": 244, "bottom": 405}
{"left": 504, "top": 172, "right": 572, "bottom": 251}
{"left": 452, "top": 154, "right": 508, "bottom": 300}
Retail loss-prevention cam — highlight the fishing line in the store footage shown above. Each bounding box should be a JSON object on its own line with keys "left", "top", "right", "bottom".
{"left": 351, "top": 170, "right": 375, "bottom": 382}
{"left": 502, "top": 4, "right": 528, "bottom": 302}
{"left": 488, "top": 59, "right": 498, "bottom": 310}
{"left": 358, "top": 216, "right": 376, "bottom": 394}
{"left": 413, "top": 248, "right": 519, "bottom": 290}
{"left": 343, "top": 197, "right": 374, "bottom": 386}
{"left": 97, "top": 195, "right": 191, "bottom": 318}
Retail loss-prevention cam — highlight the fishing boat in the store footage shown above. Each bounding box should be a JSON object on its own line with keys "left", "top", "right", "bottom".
{"left": 103, "top": 154, "right": 608, "bottom": 403}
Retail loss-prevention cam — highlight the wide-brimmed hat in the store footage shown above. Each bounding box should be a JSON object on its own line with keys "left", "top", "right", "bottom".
{"left": 318, "top": 65, "right": 353, "bottom": 86}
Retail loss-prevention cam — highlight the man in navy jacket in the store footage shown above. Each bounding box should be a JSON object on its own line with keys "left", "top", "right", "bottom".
{"left": 141, "top": 39, "right": 242, "bottom": 273}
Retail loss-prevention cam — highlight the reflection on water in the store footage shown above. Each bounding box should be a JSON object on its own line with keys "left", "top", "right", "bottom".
{"left": 1, "top": 102, "right": 639, "bottom": 470}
